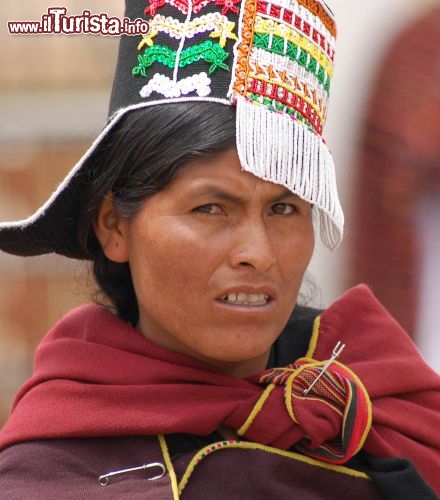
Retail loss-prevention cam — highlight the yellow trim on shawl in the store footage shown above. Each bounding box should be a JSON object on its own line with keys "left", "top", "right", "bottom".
{"left": 178, "top": 440, "right": 370, "bottom": 494}
{"left": 237, "top": 384, "right": 276, "bottom": 436}
{"left": 158, "top": 434, "right": 180, "bottom": 499}
{"left": 305, "top": 314, "right": 321, "bottom": 358}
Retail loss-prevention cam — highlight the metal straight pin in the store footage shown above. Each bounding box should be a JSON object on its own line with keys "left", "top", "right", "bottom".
{"left": 303, "top": 341, "right": 345, "bottom": 395}
{"left": 99, "top": 462, "right": 166, "bottom": 486}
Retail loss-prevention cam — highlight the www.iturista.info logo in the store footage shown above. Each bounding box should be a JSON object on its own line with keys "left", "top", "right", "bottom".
{"left": 8, "top": 7, "right": 150, "bottom": 36}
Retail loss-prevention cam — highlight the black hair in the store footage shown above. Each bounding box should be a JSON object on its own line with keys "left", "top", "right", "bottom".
{"left": 77, "top": 102, "right": 236, "bottom": 325}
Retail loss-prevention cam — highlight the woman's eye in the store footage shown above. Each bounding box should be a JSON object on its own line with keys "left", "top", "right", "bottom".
{"left": 193, "top": 204, "right": 225, "bottom": 215}
{"left": 271, "top": 203, "right": 297, "bottom": 215}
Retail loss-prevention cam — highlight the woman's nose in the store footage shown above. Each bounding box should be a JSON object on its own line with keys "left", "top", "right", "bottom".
{"left": 228, "top": 218, "right": 277, "bottom": 272}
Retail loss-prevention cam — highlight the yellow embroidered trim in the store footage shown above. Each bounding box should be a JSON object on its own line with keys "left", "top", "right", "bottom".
{"left": 283, "top": 367, "right": 303, "bottom": 422}
{"left": 305, "top": 314, "right": 321, "bottom": 358}
{"left": 138, "top": 13, "right": 238, "bottom": 49}
{"left": 178, "top": 440, "right": 370, "bottom": 494}
{"left": 248, "top": 71, "right": 326, "bottom": 121}
{"left": 254, "top": 16, "right": 333, "bottom": 76}
{"left": 138, "top": 31, "right": 157, "bottom": 49}
{"left": 158, "top": 434, "right": 180, "bottom": 500}
{"left": 210, "top": 21, "right": 239, "bottom": 48}
{"left": 250, "top": 49, "right": 329, "bottom": 93}
{"left": 237, "top": 383, "right": 276, "bottom": 436}
{"left": 178, "top": 439, "right": 239, "bottom": 493}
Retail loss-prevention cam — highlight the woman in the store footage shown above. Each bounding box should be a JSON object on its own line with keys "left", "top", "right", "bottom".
{"left": 1, "top": 0, "right": 439, "bottom": 498}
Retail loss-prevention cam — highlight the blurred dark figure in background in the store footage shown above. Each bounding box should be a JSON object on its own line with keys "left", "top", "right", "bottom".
{"left": 349, "top": 7, "right": 440, "bottom": 354}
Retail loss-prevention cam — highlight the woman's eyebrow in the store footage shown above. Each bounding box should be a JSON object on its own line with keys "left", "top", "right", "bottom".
{"left": 190, "top": 186, "right": 245, "bottom": 204}
{"left": 270, "top": 188, "right": 298, "bottom": 203}
{"left": 190, "top": 186, "right": 297, "bottom": 204}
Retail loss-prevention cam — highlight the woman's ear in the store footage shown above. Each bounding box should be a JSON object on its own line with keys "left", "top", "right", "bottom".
{"left": 93, "top": 194, "right": 130, "bottom": 263}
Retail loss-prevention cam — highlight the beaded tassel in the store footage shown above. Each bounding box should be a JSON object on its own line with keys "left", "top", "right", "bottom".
{"left": 235, "top": 95, "right": 343, "bottom": 249}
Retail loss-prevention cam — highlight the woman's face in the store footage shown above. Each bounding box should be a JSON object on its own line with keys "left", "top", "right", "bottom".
{"left": 98, "top": 148, "right": 314, "bottom": 377}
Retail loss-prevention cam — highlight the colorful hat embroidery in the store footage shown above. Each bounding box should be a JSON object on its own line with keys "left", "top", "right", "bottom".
{"left": 132, "top": 0, "right": 241, "bottom": 98}
{"left": 128, "top": 0, "right": 343, "bottom": 248}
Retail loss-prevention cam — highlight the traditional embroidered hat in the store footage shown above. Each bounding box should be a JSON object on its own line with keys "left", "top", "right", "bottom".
{"left": 0, "top": 0, "right": 343, "bottom": 259}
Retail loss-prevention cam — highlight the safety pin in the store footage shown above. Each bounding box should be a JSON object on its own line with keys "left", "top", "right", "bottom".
{"left": 303, "top": 341, "right": 345, "bottom": 395}
{"left": 99, "top": 462, "right": 166, "bottom": 486}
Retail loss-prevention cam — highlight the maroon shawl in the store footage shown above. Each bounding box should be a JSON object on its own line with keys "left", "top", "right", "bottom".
{"left": 1, "top": 285, "right": 439, "bottom": 492}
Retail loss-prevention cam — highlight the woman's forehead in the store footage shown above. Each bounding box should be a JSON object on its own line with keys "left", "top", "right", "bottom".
{"left": 166, "top": 148, "right": 305, "bottom": 202}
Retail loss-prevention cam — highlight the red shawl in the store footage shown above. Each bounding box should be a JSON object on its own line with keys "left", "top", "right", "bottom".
{"left": 1, "top": 285, "right": 440, "bottom": 492}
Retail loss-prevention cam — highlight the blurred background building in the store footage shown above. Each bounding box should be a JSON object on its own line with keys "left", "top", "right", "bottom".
{"left": 1, "top": 0, "right": 439, "bottom": 424}
{"left": 0, "top": 1, "right": 122, "bottom": 424}
{"left": 347, "top": 6, "right": 440, "bottom": 370}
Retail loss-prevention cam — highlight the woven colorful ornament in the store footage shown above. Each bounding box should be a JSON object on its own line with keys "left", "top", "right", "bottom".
{"left": 0, "top": 0, "right": 342, "bottom": 258}
{"left": 258, "top": 357, "right": 372, "bottom": 464}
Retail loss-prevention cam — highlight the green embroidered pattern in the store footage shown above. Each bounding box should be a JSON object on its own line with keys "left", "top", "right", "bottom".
{"left": 253, "top": 33, "right": 330, "bottom": 93}
{"left": 248, "top": 93, "right": 314, "bottom": 131}
{"left": 132, "top": 40, "right": 230, "bottom": 77}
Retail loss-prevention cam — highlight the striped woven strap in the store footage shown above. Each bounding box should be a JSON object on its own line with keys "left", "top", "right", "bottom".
{"left": 259, "top": 358, "right": 372, "bottom": 464}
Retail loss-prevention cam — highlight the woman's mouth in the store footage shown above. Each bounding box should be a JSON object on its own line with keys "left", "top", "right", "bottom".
{"left": 220, "top": 292, "right": 270, "bottom": 306}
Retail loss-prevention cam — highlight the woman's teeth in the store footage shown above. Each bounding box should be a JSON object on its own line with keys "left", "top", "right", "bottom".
{"left": 222, "top": 292, "right": 269, "bottom": 306}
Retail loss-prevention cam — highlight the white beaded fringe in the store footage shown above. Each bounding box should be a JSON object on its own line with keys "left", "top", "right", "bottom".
{"left": 235, "top": 96, "right": 344, "bottom": 250}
